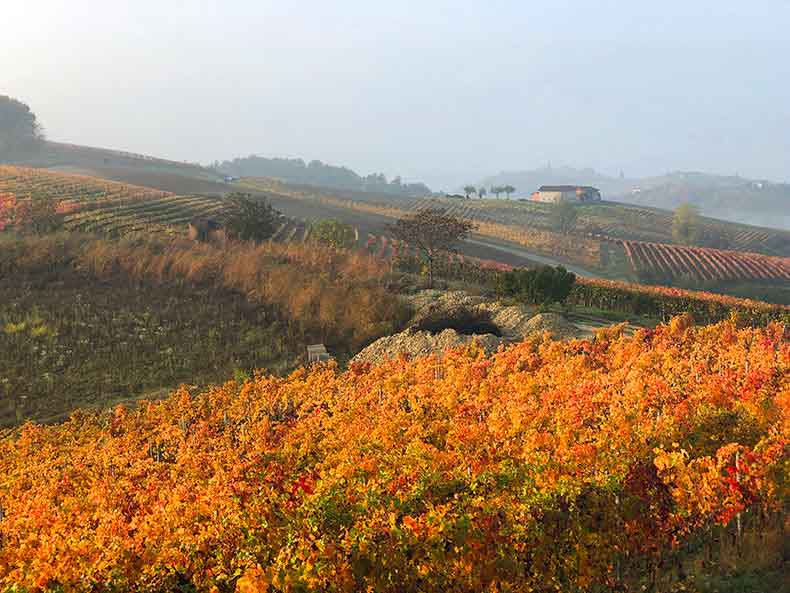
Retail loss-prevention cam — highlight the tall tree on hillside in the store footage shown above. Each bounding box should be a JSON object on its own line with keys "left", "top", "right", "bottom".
{"left": 0, "top": 96, "right": 44, "bottom": 158}
{"left": 478, "top": 187, "right": 487, "bottom": 199}
{"left": 503, "top": 185, "right": 516, "bottom": 199}
{"left": 224, "top": 193, "right": 280, "bottom": 242}
{"left": 388, "top": 208, "right": 476, "bottom": 288}
{"left": 551, "top": 200, "right": 578, "bottom": 235}
{"left": 672, "top": 202, "right": 701, "bottom": 245}
{"left": 463, "top": 185, "right": 477, "bottom": 200}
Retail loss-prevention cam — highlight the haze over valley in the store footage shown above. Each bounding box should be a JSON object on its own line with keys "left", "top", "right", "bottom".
{"left": 3, "top": 1, "right": 789, "bottom": 188}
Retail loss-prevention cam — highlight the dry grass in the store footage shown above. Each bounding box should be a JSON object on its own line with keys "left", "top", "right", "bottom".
{"left": 0, "top": 233, "right": 410, "bottom": 350}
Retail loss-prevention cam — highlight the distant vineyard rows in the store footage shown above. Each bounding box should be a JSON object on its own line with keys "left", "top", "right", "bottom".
{"left": 238, "top": 179, "right": 604, "bottom": 268}
{"left": 4, "top": 168, "right": 789, "bottom": 285}
{"left": 391, "top": 196, "right": 790, "bottom": 257}
{"left": 621, "top": 240, "right": 790, "bottom": 282}
{"left": 244, "top": 177, "right": 790, "bottom": 257}
{"left": 0, "top": 166, "right": 227, "bottom": 236}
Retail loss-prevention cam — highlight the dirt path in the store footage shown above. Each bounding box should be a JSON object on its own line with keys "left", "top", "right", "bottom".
{"left": 466, "top": 237, "right": 603, "bottom": 277}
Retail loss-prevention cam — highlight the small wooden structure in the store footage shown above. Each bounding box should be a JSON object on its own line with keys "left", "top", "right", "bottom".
{"left": 307, "top": 344, "right": 332, "bottom": 364}
{"left": 188, "top": 218, "right": 227, "bottom": 244}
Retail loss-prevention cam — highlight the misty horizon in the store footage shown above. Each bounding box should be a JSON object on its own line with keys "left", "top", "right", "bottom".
{"left": 3, "top": 1, "right": 789, "bottom": 190}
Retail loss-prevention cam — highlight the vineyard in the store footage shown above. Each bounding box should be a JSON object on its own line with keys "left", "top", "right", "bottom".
{"left": 621, "top": 240, "right": 790, "bottom": 283}
{"left": 0, "top": 166, "right": 229, "bottom": 236}
{"left": 387, "top": 196, "right": 790, "bottom": 258}
{"left": 253, "top": 178, "right": 790, "bottom": 257}
{"left": 237, "top": 178, "right": 790, "bottom": 285}
{"left": 0, "top": 317, "right": 786, "bottom": 591}
{"left": 0, "top": 233, "right": 409, "bottom": 426}
{"left": 238, "top": 178, "right": 605, "bottom": 269}
{"left": 384, "top": 248, "right": 790, "bottom": 326}
{"left": 0, "top": 165, "right": 170, "bottom": 203}
{"left": 0, "top": 281, "right": 298, "bottom": 427}
{"left": 3, "top": 167, "right": 789, "bottom": 310}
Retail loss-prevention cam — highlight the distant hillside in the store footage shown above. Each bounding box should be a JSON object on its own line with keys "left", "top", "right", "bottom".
{"left": 215, "top": 155, "right": 432, "bottom": 198}
{"left": 476, "top": 167, "right": 790, "bottom": 230}
{"left": 620, "top": 172, "right": 790, "bottom": 230}
{"left": 1, "top": 140, "right": 222, "bottom": 184}
{"left": 476, "top": 166, "right": 633, "bottom": 198}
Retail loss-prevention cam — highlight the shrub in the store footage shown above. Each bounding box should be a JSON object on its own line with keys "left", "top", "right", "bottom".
{"left": 224, "top": 192, "right": 280, "bottom": 242}
{"left": 311, "top": 219, "right": 356, "bottom": 249}
{"left": 496, "top": 265, "right": 576, "bottom": 305}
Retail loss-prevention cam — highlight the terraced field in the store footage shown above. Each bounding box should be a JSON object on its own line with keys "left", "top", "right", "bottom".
{"left": 621, "top": 240, "right": 790, "bottom": 282}
{"left": 240, "top": 180, "right": 790, "bottom": 283}
{"left": 5, "top": 167, "right": 788, "bottom": 288}
{"left": 404, "top": 196, "right": 790, "bottom": 257}
{"left": 239, "top": 179, "right": 790, "bottom": 258}
{"left": 0, "top": 166, "right": 230, "bottom": 237}
{"left": 0, "top": 165, "right": 170, "bottom": 203}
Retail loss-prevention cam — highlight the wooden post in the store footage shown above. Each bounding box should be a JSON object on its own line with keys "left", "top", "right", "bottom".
{"left": 735, "top": 450, "right": 742, "bottom": 552}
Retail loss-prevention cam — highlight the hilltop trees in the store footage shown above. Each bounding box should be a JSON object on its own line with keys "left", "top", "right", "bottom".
{"left": 389, "top": 208, "right": 476, "bottom": 287}
{"left": 224, "top": 192, "right": 280, "bottom": 242}
{"left": 672, "top": 202, "right": 701, "bottom": 245}
{"left": 488, "top": 185, "right": 516, "bottom": 198}
{"left": 0, "top": 96, "right": 44, "bottom": 159}
{"left": 215, "top": 155, "right": 432, "bottom": 197}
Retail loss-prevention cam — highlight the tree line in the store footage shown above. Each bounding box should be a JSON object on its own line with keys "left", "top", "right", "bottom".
{"left": 213, "top": 155, "right": 432, "bottom": 197}
{"left": 461, "top": 184, "right": 516, "bottom": 199}
{"left": 0, "top": 95, "right": 45, "bottom": 160}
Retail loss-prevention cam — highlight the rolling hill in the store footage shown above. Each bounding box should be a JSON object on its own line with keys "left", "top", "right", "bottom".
{"left": 622, "top": 171, "right": 790, "bottom": 230}
{"left": 476, "top": 167, "right": 790, "bottom": 230}
{"left": 3, "top": 162, "right": 789, "bottom": 302}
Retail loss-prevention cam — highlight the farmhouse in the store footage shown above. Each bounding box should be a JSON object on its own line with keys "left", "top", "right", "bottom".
{"left": 531, "top": 185, "right": 602, "bottom": 203}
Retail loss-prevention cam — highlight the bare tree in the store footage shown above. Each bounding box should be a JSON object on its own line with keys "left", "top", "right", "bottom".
{"left": 388, "top": 208, "right": 476, "bottom": 287}
{"left": 672, "top": 202, "right": 700, "bottom": 245}
{"left": 551, "top": 200, "right": 578, "bottom": 235}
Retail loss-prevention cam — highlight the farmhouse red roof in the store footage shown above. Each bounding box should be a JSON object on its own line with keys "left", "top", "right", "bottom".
{"left": 539, "top": 185, "right": 600, "bottom": 192}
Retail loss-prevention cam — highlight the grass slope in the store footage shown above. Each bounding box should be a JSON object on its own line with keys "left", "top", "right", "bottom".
{"left": 0, "top": 233, "right": 408, "bottom": 426}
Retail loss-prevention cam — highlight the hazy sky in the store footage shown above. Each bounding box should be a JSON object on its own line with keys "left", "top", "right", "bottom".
{"left": 3, "top": 0, "right": 789, "bottom": 189}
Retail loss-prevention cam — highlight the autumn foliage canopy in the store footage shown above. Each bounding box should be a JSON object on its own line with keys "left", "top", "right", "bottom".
{"left": 0, "top": 317, "right": 786, "bottom": 592}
